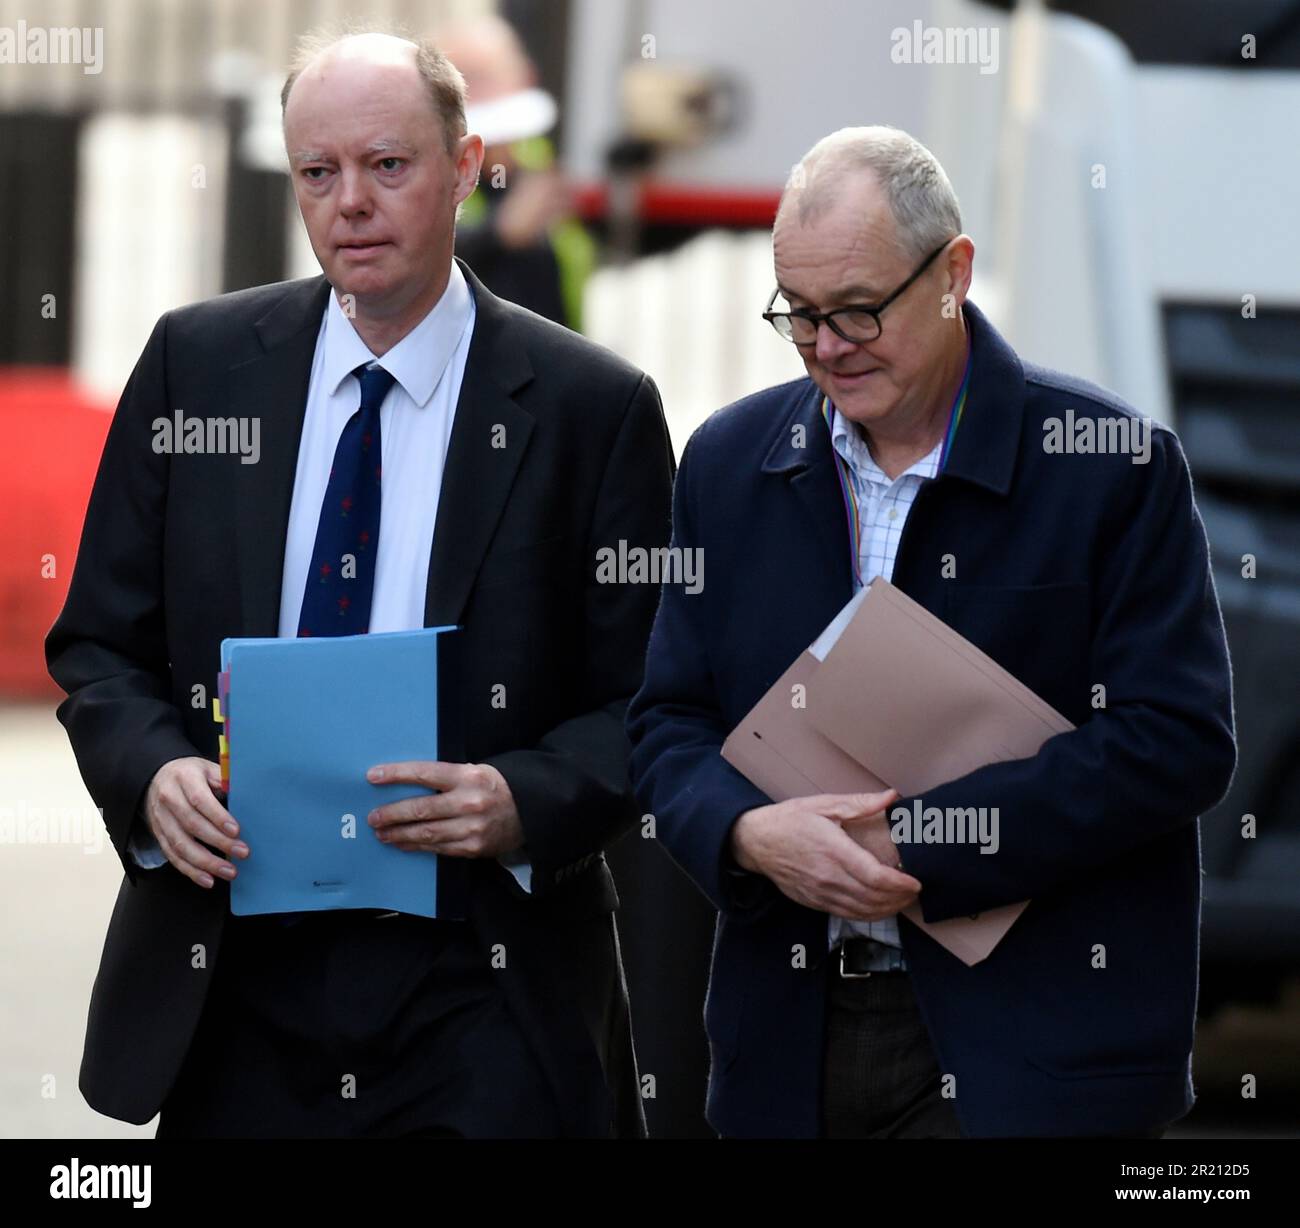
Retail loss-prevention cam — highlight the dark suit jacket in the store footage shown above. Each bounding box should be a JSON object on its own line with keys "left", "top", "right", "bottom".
{"left": 627, "top": 301, "right": 1236, "bottom": 1138}
{"left": 46, "top": 259, "right": 674, "bottom": 1136}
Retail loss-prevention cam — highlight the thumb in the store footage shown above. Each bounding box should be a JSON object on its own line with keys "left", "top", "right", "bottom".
{"left": 854, "top": 787, "right": 900, "bottom": 816}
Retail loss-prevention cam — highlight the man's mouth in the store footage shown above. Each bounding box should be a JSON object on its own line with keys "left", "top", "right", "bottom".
{"left": 830, "top": 368, "right": 879, "bottom": 383}
{"left": 338, "top": 240, "right": 390, "bottom": 256}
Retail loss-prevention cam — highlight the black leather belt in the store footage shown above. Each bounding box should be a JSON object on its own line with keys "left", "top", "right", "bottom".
{"left": 837, "top": 936, "right": 908, "bottom": 978}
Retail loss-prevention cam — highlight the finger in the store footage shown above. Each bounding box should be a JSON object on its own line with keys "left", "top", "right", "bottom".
{"left": 177, "top": 782, "right": 246, "bottom": 856}
{"left": 367, "top": 760, "right": 460, "bottom": 789}
{"left": 822, "top": 789, "right": 901, "bottom": 823}
{"left": 379, "top": 817, "right": 481, "bottom": 849}
{"left": 204, "top": 763, "right": 229, "bottom": 802}
{"left": 864, "top": 858, "right": 923, "bottom": 893}
{"left": 832, "top": 901, "right": 912, "bottom": 924}
{"left": 153, "top": 818, "right": 215, "bottom": 889}
{"left": 834, "top": 835, "right": 922, "bottom": 893}
{"left": 156, "top": 806, "right": 238, "bottom": 882}
{"left": 154, "top": 821, "right": 222, "bottom": 888}
{"left": 816, "top": 864, "right": 914, "bottom": 911}
{"left": 860, "top": 787, "right": 901, "bottom": 812}
{"left": 368, "top": 791, "right": 463, "bottom": 830}
{"left": 175, "top": 806, "right": 250, "bottom": 859}
{"left": 862, "top": 863, "right": 923, "bottom": 894}
{"left": 384, "top": 833, "right": 482, "bottom": 856}
{"left": 179, "top": 771, "right": 238, "bottom": 839}
{"left": 402, "top": 836, "right": 484, "bottom": 859}
{"left": 795, "top": 883, "right": 905, "bottom": 922}
{"left": 166, "top": 846, "right": 217, "bottom": 890}
{"left": 812, "top": 878, "right": 917, "bottom": 921}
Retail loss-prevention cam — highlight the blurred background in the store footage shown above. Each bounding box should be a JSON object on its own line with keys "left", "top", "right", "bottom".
{"left": 1, "top": 0, "right": 1297, "bottom": 1139}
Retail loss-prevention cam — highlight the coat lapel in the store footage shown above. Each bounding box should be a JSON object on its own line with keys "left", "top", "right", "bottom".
{"left": 231, "top": 276, "right": 331, "bottom": 638}
{"left": 423, "top": 260, "right": 535, "bottom": 628}
{"left": 761, "top": 381, "right": 856, "bottom": 600}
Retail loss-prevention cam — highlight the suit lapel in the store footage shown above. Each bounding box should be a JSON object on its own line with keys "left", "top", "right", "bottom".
{"left": 422, "top": 260, "right": 535, "bottom": 628}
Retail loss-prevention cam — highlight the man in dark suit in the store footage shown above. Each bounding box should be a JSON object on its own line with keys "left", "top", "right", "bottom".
{"left": 627, "top": 126, "right": 1236, "bottom": 1138}
{"left": 46, "top": 30, "right": 672, "bottom": 1137}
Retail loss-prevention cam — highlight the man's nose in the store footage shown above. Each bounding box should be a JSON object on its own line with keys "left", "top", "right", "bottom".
{"left": 337, "top": 167, "right": 372, "bottom": 217}
{"left": 814, "top": 320, "right": 860, "bottom": 364}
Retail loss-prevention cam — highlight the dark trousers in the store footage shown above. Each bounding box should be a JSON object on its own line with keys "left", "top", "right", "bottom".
{"left": 156, "top": 910, "right": 561, "bottom": 1138}
{"left": 821, "top": 969, "right": 965, "bottom": 1138}
{"left": 820, "top": 968, "right": 1166, "bottom": 1140}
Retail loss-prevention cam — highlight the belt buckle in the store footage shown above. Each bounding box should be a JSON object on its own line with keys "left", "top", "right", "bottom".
{"left": 839, "top": 943, "right": 875, "bottom": 979}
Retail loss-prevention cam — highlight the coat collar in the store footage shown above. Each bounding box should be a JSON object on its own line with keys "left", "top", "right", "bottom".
{"left": 760, "top": 299, "right": 1024, "bottom": 497}
{"left": 247, "top": 258, "right": 533, "bottom": 395}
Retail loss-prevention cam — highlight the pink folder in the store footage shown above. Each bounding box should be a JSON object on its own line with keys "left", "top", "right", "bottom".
{"left": 722, "top": 578, "right": 1074, "bottom": 965}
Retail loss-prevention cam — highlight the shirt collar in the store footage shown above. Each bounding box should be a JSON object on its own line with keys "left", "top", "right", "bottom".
{"left": 320, "top": 260, "right": 474, "bottom": 408}
{"left": 830, "top": 408, "right": 942, "bottom": 486}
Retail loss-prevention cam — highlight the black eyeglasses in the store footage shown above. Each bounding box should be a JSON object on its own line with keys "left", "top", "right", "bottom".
{"left": 762, "top": 240, "right": 953, "bottom": 345}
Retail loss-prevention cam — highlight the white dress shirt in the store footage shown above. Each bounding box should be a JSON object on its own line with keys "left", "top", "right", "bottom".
{"left": 277, "top": 263, "right": 472, "bottom": 636}
{"left": 825, "top": 406, "right": 943, "bottom": 957}
{"left": 132, "top": 263, "right": 530, "bottom": 890}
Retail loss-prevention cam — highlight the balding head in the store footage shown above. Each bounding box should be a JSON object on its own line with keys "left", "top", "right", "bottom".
{"left": 282, "top": 28, "right": 467, "bottom": 154}
{"left": 280, "top": 24, "right": 484, "bottom": 354}
{"left": 777, "top": 125, "right": 961, "bottom": 264}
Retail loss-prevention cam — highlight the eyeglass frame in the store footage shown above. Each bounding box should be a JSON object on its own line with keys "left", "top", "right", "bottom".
{"left": 762, "top": 238, "right": 954, "bottom": 345}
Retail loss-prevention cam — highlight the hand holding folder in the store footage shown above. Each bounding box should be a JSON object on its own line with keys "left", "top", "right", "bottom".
{"left": 722, "top": 579, "right": 1074, "bottom": 964}
{"left": 220, "top": 626, "right": 461, "bottom": 919}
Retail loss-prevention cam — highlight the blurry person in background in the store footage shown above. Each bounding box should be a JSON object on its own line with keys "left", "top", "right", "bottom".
{"left": 438, "top": 13, "right": 595, "bottom": 330}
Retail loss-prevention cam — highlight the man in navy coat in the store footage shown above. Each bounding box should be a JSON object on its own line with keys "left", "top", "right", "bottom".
{"left": 627, "top": 126, "right": 1236, "bottom": 1139}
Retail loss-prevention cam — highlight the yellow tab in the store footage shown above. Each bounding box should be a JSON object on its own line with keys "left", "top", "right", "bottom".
{"left": 213, "top": 697, "right": 223, "bottom": 723}
{"left": 219, "top": 734, "right": 228, "bottom": 755}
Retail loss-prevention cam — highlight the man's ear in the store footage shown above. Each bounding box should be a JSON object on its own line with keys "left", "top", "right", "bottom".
{"left": 453, "top": 134, "right": 486, "bottom": 207}
{"left": 945, "top": 234, "right": 975, "bottom": 303}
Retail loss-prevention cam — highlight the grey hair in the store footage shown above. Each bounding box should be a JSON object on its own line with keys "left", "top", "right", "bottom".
{"left": 281, "top": 24, "right": 467, "bottom": 155}
{"left": 779, "top": 126, "right": 962, "bottom": 261}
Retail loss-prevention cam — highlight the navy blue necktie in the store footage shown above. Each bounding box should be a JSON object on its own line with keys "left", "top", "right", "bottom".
{"left": 297, "top": 362, "right": 396, "bottom": 637}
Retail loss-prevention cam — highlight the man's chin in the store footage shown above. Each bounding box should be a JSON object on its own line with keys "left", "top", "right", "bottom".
{"left": 327, "top": 267, "right": 394, "bottom": 305}
{"left": 817, "top": 383, "right": 893, "bottom": 425}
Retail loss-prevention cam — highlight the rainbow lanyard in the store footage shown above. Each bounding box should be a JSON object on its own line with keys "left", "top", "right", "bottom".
{"left": 820, "top": 345, "right": 972, "bottom": 589}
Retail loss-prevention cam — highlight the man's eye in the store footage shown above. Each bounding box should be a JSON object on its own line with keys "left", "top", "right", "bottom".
{"left": 302, "top": 167, "right": 328, "bottom": 181}
{"left": 378, "top": 158, "right": 404, "bottom": 172}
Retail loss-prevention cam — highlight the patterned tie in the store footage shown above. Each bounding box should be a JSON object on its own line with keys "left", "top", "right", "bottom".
{"left": 297, "top": 362, "right": 396, "bottom": 637}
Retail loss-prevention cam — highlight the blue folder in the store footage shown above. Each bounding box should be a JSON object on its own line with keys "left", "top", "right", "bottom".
{"left": 221, "top": 626, "right": 461, "bottom": 919}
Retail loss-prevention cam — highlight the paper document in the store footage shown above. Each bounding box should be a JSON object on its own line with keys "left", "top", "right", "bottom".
{"left": 722, "top": 579, "right": 1074, "bottom": 964}
{"left": 221, "top": 626, "right": 461, "bottom": 919}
